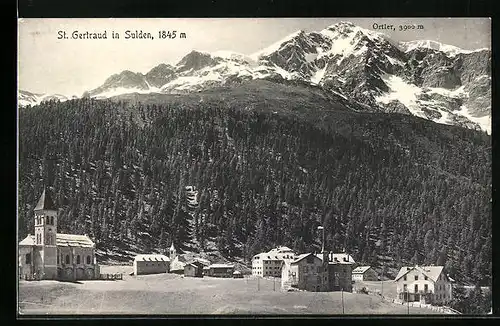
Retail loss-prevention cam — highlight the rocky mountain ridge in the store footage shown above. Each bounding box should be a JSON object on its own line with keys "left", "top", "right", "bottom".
{"left": 19, "top": 21, "right": 491, "bottom": 133}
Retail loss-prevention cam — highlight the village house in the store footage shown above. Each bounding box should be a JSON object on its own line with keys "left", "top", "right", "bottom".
{"left": 206, "top": 263, "right": 235, "bottom": 277}
{"left": 281, "top": 253, "right": 328, "bottom": 292}
{"left": 18, "top": 188, "right": 99, "bottom": 281}
{"left": 232, "top": 270, "right": 243, "bottom": 278}
{"left": 395, "top": 265, "right": 453, "bottom": 305}
{"left": 252, "top": 246, "right": 296, "bottom": 277}
{"left": 133, "top": 254, "right": 170, "bottom": 276}
{"left": 281, "top": 251, "right": 355, "bottom": 292}
{"left": 184, "top": 260, "right": 204, "bottom": 277}
{"left": 320, "top": 252, "right": 354, "bottom": 292}
{"left": 352, "top": 266, "right": 378, "bottom": 281}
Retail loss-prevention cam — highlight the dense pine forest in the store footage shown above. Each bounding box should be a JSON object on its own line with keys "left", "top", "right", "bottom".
{"left": 18, "top": 83, "right": 491, "bottom": 286}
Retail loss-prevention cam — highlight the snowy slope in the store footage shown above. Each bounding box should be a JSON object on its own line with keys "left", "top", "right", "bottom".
{"left": 18, "top": 90, "right": 70, "bottom": 107}
{"left": 19, "top": 21, "right": 491, "bottom": 133}
{"left": 400, "top": 40, "right": 489, "bottom": 57}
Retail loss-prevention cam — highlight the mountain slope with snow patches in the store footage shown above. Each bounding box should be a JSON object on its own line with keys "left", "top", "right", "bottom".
{"left": 19, "top": 21, "right": 491, "bottom": 133}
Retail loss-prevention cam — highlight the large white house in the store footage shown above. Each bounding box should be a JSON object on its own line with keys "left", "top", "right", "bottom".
{"left": 252, "top": 246, "right": 296, "bottom": 277}
{"left": 395, "top": 265, "right": 453, "bottom": 305}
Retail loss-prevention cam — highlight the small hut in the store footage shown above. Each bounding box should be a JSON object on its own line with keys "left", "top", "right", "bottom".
{"left": 184, "top": 261, "right": 204, "bottom": 277}
{"left": 232, "top": 270, "right": 243, "bottom": 278}
{"left": 207, "top": 264, "right": 235, "bottom": 278}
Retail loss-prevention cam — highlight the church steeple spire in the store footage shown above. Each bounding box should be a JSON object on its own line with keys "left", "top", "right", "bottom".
{"left": 34, "top": 187, "right": 57, "bottom": 212}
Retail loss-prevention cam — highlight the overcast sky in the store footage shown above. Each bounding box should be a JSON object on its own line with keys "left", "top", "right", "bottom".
{"left": 18, "top": 18, "right": 491, "bottom": 96}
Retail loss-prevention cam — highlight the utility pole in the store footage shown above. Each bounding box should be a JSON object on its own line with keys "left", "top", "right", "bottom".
{"left": 407, "top": 289, "right": 410, "bottom": 315}
{"left": 258, "top": 276, "right": 260, "bottom": 291}
{"left": 318, "top": 226, "right": 325, "bottom": 253}
{"left": 381, "top": 263, "right": 384, "bottom": 297}
{"left": 341, "top": 287, "right": 345, "bottom": 314}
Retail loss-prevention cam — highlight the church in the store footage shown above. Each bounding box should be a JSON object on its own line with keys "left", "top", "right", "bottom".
{"left": 18, "top": 188, "right": 100, "bottom": 281}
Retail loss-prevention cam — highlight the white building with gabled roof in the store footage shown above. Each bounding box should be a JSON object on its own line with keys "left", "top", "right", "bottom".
{"left": 252, "top": 246, "right": 296, "bottom": 277}
{"left": 133, "top": 254, "right": 170, "bottom": 275}
{"left": 352, "top": 266, "right": 378, "bottom": 281}
{"left": 395, "top": 265, "right": 452, "bottom": 304}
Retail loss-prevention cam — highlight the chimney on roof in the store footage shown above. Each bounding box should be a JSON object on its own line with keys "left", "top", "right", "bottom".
{"left": 322, "top": 251, "right": 328, "bottom": 264}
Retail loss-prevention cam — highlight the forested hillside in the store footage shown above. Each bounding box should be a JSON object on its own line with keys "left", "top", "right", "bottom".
{"left": 18, "top": 82, "right": 491, "bottom": 285}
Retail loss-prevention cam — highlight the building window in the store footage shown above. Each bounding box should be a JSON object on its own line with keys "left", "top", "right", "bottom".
{"left": 415, "top": 284, "right": 418, "bottom": 293}
{"left": 50, "top": 216, "right": 54, "bottom": 225}
{"left": 25, "top": 253, "right": 31, "bottom": 264}
{"left": 424, "top": 284, "right": 428, "bottom": 293}
{"left": 403, "top": 275, "right": 407, "bottom": 281}
{"left": 424, "top": 276, "right": 428, "bottom": 280}
{"left": 77, "top": 255, "right": 81, "bottom": 264}
{"left": 65, "top": 255, "right": 70, "bottom": 264}
{"left": 403, "top": 284, "right": 407, "bottom": 291}
{"left": 57, "top": 254, "right": 59, "bottom": 264}
{"left": 415, "top": 275, "right": 418, "bottom": 280}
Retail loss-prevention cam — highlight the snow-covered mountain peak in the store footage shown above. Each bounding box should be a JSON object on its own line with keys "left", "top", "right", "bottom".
{"left": 21, "top": 21, "right": 490, "bottom": 134}
{"left": 399, "top": 40, "right": 486, "bottom": 57}
{"left": 18, "top": 90, "right": 71, "bottom": 107}
{"left": 204, "top": 50, "right": 256, "bottom": 65}
{"left": 320, "top": 22, "right": 388, "bottom": 43}
{"left": 250, "top": 30, "right": 306, "bottom": 60}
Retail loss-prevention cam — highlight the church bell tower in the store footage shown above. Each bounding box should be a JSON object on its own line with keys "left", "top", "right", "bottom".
{"left": 34, "top": 188, "right": 58, "bottom": 279}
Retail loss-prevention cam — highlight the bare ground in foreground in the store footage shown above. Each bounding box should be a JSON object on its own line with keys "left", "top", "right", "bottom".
{"left": 18, "top": 266, "right": 444, "bottom": 315}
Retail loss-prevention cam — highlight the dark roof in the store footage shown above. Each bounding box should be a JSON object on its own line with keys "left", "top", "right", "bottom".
{"left": 34, "top": 188, "right": 57, "bottom": 211}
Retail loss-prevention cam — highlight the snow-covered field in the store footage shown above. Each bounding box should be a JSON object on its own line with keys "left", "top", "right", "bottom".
{"left": 18, "top": 270, "right": 443, "bottom": 315}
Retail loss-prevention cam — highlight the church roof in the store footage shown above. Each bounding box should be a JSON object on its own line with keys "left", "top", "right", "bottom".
{"left": 19, "top": 234, "right": 35, "bottom": 246}
{"left": 134, "top": 254, "right": 170, "bottom": 262}
{"left": 56, "top": 233, "right": 95, "bottom": 248}
{"left": 34, "top": 188, "right": 57, "bottom": 211}
{"left": 19, "top": 233, "right": 95, "bottom": 248}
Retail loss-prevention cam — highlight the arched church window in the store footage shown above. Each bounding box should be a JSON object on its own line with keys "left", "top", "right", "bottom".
{"left": 57, "top": 254, "right": 59, "bottom": 264}
{"left": 86, "top": 256, "right": 91, "bottom": 264}
{"left": 50, "top": 216, "right": 54, "bottom": 225}
{"left": 77, "top": 255, "right": 81, "bottom": 264}
{"left": 65, "top": 255, "right": 70, "bottom": 264}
